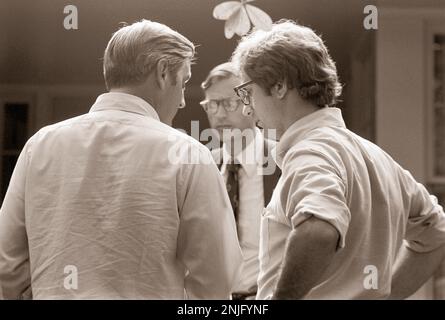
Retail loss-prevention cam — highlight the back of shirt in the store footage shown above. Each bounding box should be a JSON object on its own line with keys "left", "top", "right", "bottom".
{"left": 291, "top": 127, "right": 445, "bottom": 299}
{"left": 0, "top": 93, "right": 242, "bottom": 299}
{"left": 257, "top": 110, "right": 445, "bottom": 299}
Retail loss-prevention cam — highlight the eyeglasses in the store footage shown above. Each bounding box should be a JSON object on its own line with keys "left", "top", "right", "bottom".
{"left": 234, "top": 80, "right": 254, "bottom": 105}
{"left": 199, "top": 98, "right": 242, "bottom": 115}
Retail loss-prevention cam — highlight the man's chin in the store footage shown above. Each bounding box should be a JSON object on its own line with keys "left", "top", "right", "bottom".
{"left": 220, "top": 128, "right": 245, "bottom": 144}
{"left": 217, "top": 127, "right": 232, "bottom": 137}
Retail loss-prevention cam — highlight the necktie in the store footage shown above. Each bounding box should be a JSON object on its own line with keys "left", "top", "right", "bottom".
{"left": 226, "top": 162, "right": 241, "bottom": 224}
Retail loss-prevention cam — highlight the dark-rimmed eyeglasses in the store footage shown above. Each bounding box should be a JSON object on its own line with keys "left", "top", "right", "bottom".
{"left": 234, "top": 80, "right": 254, "bottom": 105}
{"left": 199, "top": 98, "right": 243, "bottom": 115}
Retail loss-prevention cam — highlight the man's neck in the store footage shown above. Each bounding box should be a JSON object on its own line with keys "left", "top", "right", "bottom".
{"left": 110, "top": 83, "right": 158, "bottom": 111}
{"left": 278, "top": 102, "right": 320, "bottom": 140}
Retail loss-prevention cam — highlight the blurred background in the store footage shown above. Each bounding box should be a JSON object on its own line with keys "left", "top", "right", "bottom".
{"left": 1, "top": 0, "right": 445, "bottom": 299}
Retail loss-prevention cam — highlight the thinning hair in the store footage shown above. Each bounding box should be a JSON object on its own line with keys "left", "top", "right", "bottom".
{"left": 103, "top": 19, "right": 195, "bottom": 90}
{"left": 201, "top": 62, "right": 240, "bottom": 91}
{"left": 231, "top": 19, "right": 342, "bottom": 107}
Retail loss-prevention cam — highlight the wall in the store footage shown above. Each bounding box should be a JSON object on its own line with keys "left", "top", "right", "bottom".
{"left": 376, "top": 13, "right": 426, "bottom": 181}
{"left": 344, "top": 30, "right": 375, "bottom": 142}
{"left": 376, "top": 6, "right": 445, "bottom": 299}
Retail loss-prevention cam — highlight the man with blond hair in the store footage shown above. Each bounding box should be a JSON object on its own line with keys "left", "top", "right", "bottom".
{"left": 231, "top": 20, "right": 445, "bottom": 299}
{"left": 0, "top": 20, "right": 242, "bottom": 299}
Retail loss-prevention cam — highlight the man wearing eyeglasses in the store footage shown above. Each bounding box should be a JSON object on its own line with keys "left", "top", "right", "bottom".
{"left": 201, "top": 62, "right": 280, "bottom": 300}
{"left": 231, "top": 20, "right": 445, "bottom": 300}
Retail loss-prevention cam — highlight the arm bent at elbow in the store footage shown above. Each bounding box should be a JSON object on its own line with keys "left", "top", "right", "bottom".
{"left": 273, "top": 216, "right": 339, "bottom": 299}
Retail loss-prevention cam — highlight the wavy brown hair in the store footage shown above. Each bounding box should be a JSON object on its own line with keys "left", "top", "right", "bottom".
{"left": 232, "top": 20, "right": 342, "bottom": 107}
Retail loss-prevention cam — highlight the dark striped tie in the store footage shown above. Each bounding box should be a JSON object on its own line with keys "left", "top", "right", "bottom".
{"left": 226, "top": 162, "right": 241, "bottom": 224}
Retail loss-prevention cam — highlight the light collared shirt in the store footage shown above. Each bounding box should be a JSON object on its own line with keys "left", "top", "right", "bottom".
{"left": 220, "top": 128, "right": 264, "bottom": 294}
{"left": 257, "top": 107, "right": 445, "bottom": 299}
{"left": 0, "top": 92, "right": 242, "bottom": 299}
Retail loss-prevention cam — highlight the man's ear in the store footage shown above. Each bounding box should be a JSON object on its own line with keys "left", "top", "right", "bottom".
{"left": 272, "top": 81, "right": 288, "bottom": 99}
{"left": 156, "top": 59, "right": 169, "bottom": 90}
{"left": 242, "top": 105, "right": 254, "bottom": 117}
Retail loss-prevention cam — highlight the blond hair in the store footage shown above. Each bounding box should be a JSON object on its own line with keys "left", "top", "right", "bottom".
{"left": 232, "top": 20, "right": 342, "bottom": 107}
{"left": 103, "top": 20, "right": 195, "bottom": 90}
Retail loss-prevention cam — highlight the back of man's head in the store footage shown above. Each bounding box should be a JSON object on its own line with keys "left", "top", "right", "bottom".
{"left": 103, "top": 20, "right": 195, "bottom": 90}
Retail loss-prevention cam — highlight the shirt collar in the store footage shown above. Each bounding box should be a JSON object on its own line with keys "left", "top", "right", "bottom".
{"left": 274, "top": 107, "right": 346, "bottom": 168}
{"left": 221, "top": 127, "right": 264, "bottom": 177}
{"left": 89, "top": 92, "right": 160, "bottom": 121}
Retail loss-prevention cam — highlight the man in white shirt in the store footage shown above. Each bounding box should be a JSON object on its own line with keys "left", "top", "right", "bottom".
{"left": 0, "top": 20, "right": 242, "bottom": 299}
{"left": 231, "top": 20, "right": 445, "bottom": 299}
{"left": 200, "top": 63, "right": 280, "bottom": 299}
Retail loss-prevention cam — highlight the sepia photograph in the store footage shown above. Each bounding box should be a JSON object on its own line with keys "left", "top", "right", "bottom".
{"left": 0, "top": 0, "right": 445, "bottom": 310}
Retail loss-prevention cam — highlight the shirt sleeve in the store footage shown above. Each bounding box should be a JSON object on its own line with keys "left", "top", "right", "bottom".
{"left": 400, "top": 168, "right": 445, "bottom": 252}
{"left": 280, "top": 148, "right": 351, "bottom": 249}
{"left": 176, "top": 146, "right": 243, "bottom": 299}
{"left": 0, "top": 142, "right": 32, "bottom": 299}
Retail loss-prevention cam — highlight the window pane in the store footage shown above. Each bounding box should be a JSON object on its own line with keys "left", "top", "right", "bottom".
{"left": 3, "top": 103, "right": 28, "bottom": 150}
{"left": 434, "top": 35, "right": 445, "bottom": 176}
{"left": 1, "top": 155, "right": 19, "bottom": 203}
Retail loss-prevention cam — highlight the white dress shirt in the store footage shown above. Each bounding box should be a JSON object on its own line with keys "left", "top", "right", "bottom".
{"left": 257, "top": 107, "right": 445, "bottom": 299}
{"left": 0, "top": 92, "right": 242, "bottom": 299}
{"left": 220, "top": 128, "right": 264, "bottom": 294}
